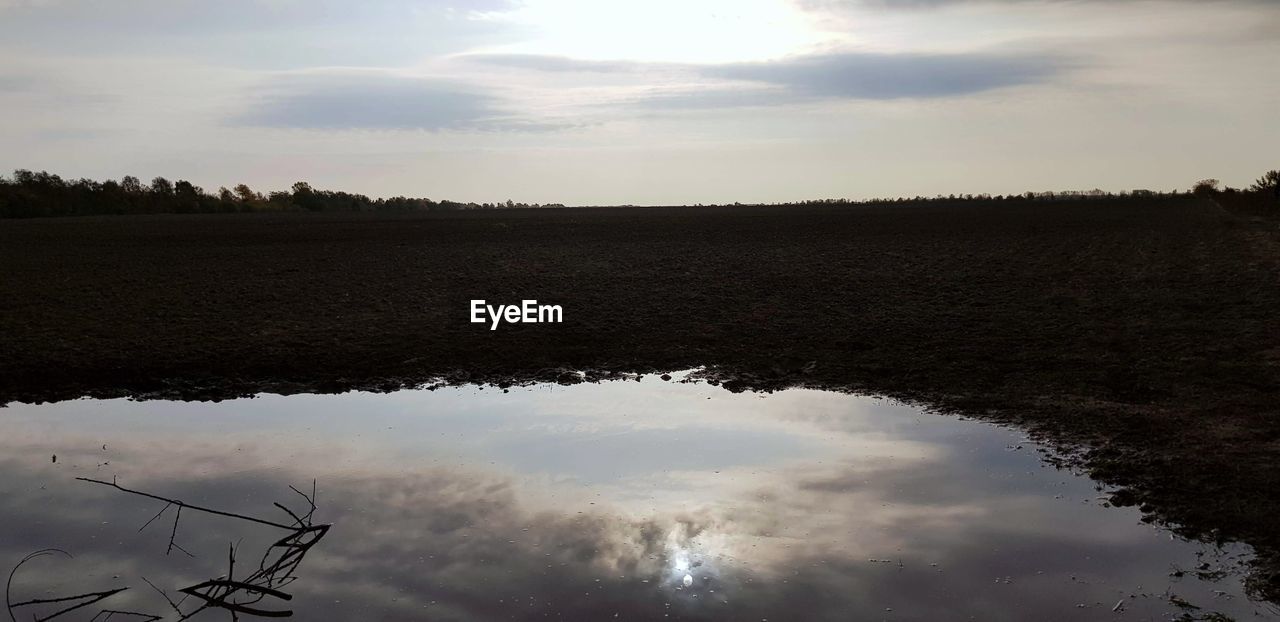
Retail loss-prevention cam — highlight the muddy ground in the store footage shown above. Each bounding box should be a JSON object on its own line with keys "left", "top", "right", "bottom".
{"left": 2, "top": 197, "right": 1278, "bottom": 598}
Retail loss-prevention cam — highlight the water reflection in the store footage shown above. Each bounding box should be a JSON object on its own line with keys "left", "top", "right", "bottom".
{"left": 1, "top": 374, "right": 1275, "bottom": 620}
{"left": 7, "top": 477, "right": 328, "bottom": 621}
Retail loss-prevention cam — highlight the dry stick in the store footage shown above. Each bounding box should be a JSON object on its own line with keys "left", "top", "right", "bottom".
{"left": 178, "top": 581, "right": 292, "bottom": 619}
{"left": 139, "top": 577, "right": 187, "bottom": 620}
{"left": 243, "top": 508, "right": 321, "bottom": 593}
{"left": 272, "top": 502, "right": 303, "bottom": 528}
{"left": 186, "top": 538, "right": 293, "bottom": 617}
{"left": 5, "top": 481, "right": 324, "bottom": 622}
{"left": 166, "top": 505, "right": 182, "bottom": 557}
{"left": 77, "top": 477, "right": 299, "bottom": 531}
{"left": 7, "top": 549, "right": 72, "bottom": 622}
{"left": 12, "top": 588, "right": 129, "bottom": 622}
{"left": 75, "top": 476, "right": 329, "bottom": 620}
{"left": 287, "top": 482, "right": 316, "bottom": 525}
{"left": 90, "top": 610, "right": 162, "bottom": 622}
{"left": 7, "top": 552, "right": 142, "bottom": 621}
{"left": 162, "top": 506, "right": 196, "bottom": 559}
{"left": 239, "top": 526, "right": 328, "bottom": 606}
{"left": 137, "top": 502, "right": 173, "bottom": 533}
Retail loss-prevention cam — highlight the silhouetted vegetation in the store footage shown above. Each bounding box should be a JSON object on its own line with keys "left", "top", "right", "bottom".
{"left": 695, "top": 174, "right": 1276, "bottom": 211}
{"left": 0, "top": 170, "right": 565, "bottom": 218}
{"left": 1, "top": 168, "right": 1276, "bottom": 218}
{"left": 1252, "top": 170, "right": 1280, "bottom": 195}
{"left": 1192, "top": 178, "right": 1222, "bottom": 197}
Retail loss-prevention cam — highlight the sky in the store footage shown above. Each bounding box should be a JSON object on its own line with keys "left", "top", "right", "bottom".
{"left": 1, "top": 0, "right": 1277, "bottom": 205}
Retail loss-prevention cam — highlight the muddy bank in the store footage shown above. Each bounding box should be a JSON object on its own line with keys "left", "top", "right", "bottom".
{"left": 2, "top": 198, "right": 1278, "bottom": 597}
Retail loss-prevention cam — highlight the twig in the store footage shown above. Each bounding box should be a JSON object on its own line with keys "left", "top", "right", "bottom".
{"left": 178, "top": 581, "right": 292, "bottom": 618}
{"left": 77, "top": 477, "right": 299, "bottom": 531}
{"left": 90, "top": 610, "right": 161, "bottom": 622}
{"left": 138, "top": 502, "right": 173, "bottom": 534}
{"left": 140, "top": 576, "right": 185, "bottom": 619}
{"left": 7, "top": 549, "right": 71, "bottom": 622}
{"left": 12, "top": 588, "right": 129, "bottom": 622}
{"left": 55, "top": 477, "right": 332, "bottom": 621}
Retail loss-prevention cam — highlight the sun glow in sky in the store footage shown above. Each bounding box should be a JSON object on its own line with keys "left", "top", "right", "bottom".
{"left": 0, "top": 0, "right": 1277, "bottom": 204}
{"left": 475, "top": 0, "right": 832, "bottom": 63}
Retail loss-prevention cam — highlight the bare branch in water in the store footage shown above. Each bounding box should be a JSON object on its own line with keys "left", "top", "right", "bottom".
{"left": 9, "top": 584, "right": 129, "bottom": 622}
{"left": 8, "top": 479, "right": 330, "bottom": 621}
{"left": 90, "top": 610, "right": 163, "bottom": 622}
{"left": 76, "top": 477, "right": 299, "bottom": 531}
{"left": 140, "top": 576, "right": 188, "bottom": 619}
{"left": 138, "top": 502, "right": 173, "bottom": 534}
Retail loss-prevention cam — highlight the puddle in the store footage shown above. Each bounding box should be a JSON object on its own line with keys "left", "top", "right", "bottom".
{"left": 2, "top": 373, "right": 1274, "bottom": 620}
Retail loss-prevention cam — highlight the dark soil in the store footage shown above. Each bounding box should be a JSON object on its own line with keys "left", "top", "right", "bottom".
{"left": 2, "top": 197, "right": 1278, "bottom": 598}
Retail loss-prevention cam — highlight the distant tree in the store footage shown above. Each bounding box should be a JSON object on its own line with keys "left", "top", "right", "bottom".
{"left": 174, "top": 180, "right": 200, "bottom": 197}
{"left": 290, "top": 181, "right": 321, "bottom": 211}
{"left": 121, "top": 175, "right": 144, "bottom": 194}
{"left": 14, "top": 170, "right": 64, "bottom": 188}
{"left": 173, "top": 180, "right": 202, "bottom": 213}
{"left": 267, "top": 191, "right": 293, "bottom": 210}
{"left": 150, "top": 176, "right": 174, "bottom": 196}
{"left": 1250, "top": 170, "right": 1279, "bottom": 194}
{"left": 1191, "top": 179, "right": 1220, "bottom": 196}
{"left": 233, "top": 184, "right": 259, "bottom": 203}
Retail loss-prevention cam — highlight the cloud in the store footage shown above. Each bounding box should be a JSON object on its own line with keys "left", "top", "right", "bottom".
{"left": 0, "top": 0, "right": 519, "bottom": 68}
{"left": 621, "top": 86, "right": 792, "bottom": 110}
{"left": 0, "top": 0, "right": 514, "bottom": 23}
{"left": 0, "top": 71, "right": 115, "bottom": 110}
{"left": 458, "top": 50, "right": 1065, "bottom": 110}
{"left": 604, "top": 50, "right": 1068, "bottom": 110}
{"left": 706, "top": 51, "right": 1065, "bottom": 99}
{"left": 231, "top": 72, "right": 561, "bottom": 132}
{"left": 0, "top": 74, "right": 38, "bottom": 92}
{"left": 462, "top": 53, "right": 645, "bottom": 73}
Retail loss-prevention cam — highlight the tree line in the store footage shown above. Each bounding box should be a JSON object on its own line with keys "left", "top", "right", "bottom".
{"left": 1, "top": 168, "right": 1275, "bottom": 218}
{"left": 711, "top": 171, "right": 1277, "bottom": 209}
{"left": 0, "top": 170, "right": 566, "bottom": 218}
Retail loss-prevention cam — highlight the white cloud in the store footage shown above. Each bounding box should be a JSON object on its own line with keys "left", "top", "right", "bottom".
{"left": 0, "top": 0, "right": 1277, "bottom": 203}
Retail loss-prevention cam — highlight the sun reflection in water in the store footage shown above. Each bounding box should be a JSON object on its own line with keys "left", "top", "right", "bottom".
{"left": 662, "top": 525, "right": 727, "bottom": 602}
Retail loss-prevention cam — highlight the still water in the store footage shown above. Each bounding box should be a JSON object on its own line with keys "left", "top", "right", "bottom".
{"left": 1, "top": 373, "right": 1274, "bottom": 621}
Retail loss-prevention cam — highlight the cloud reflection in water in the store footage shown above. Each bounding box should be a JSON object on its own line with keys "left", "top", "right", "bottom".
{"left": 0, "top": 375, "right": 1269, "bottom": 620}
